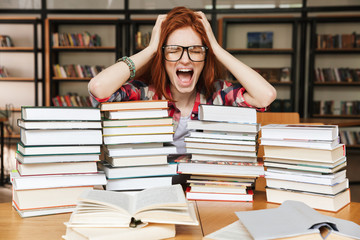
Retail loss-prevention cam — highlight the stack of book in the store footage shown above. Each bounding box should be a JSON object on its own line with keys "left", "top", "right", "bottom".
{"left": 11, "top": 106, "right": 106, "bottom": 217}
{"left": 178, "top": 105, "right": 264, "bottom": 202}
{"left": 100, "top": 100, "right": 178, "bottom": 191}
{"left": 261, "top": 124, "right": 350, "bottom": 212}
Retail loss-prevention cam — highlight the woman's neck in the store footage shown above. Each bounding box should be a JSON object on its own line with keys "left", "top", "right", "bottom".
{"left": 171, "top": 87, "right": 197, "bottom": 117}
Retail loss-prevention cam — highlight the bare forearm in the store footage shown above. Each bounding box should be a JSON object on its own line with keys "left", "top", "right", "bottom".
{"left": 88, "top": 47, "right": 155, "bottom": 99}
{"left": 213, "top": 45, "right": 277, "bottom": 108}
{"left": 88, "top": 15, "right": 166, "bottom": 100}
{"left": 196, "top": 11, "right": 276, "bottom": 108}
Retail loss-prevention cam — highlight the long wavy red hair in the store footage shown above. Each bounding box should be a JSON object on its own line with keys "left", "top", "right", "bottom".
{"left": 138, "top": 7, "right": 225, "bottom": 101}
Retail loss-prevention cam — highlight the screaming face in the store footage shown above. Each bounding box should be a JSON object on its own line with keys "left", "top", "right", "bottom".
{"left": 165, "top": 27, "right": 205, "bottom": 96}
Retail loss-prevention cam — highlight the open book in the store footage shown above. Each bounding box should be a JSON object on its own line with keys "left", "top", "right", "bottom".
{"left": 204, "top": 200, "right": 360, "bottom": 240}
{"left": 63, "top": 223, "right": 176, "bottom": 240}
{"left": 66, "top": 184, "right": 198, "bottom": 228}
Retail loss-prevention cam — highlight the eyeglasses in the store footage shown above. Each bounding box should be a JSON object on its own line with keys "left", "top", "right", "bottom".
{"left": 162, "top": 45, "right": 208, "bottom": 62}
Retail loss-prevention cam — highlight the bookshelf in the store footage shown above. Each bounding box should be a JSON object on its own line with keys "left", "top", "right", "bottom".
{"left": 0, "top": 17, "right": 41, "bottom": 107}
{"left": 308, "top": 15, "right": 360, "bottom": 119}
{"left": 44, "top": 18, "right": 122, "bottom": 106}
{"left": 132, "top": 19, "right": 155, "bottom": 54}
{"left": 218, "top": 16, "right": 299, "bottom": 113}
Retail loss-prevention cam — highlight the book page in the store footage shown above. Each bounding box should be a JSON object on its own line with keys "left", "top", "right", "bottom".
{"left": 235, "top": 200, "right": 331, "bottom": 240}
{"left": 132, "top": 184, "right": 186, "bottom": 214}
{"left": 79, "top": 189, "right": 132, "bottom": 214}
{"left": 203, "top": 220, "right": 253, "bottom": 240}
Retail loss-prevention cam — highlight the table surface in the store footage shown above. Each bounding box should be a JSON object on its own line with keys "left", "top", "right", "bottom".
{"left": 301, "top": 118, "right": 360, "bottom": 127}
{"left": 1, "top": 192, "right": 359, "bottom": 240}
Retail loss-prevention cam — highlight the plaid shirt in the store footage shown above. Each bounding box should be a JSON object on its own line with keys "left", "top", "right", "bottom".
{"left": 90, "top": 79, "right": 265, "bottom": 130}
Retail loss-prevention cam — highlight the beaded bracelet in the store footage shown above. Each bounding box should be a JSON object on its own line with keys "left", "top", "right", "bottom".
{"left": 116, "top": 56, "right": 136, "bottom": 81}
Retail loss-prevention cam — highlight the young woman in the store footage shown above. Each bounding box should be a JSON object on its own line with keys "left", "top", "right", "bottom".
{"left": 88, "top": 7, "right": 277, "bottom": 153}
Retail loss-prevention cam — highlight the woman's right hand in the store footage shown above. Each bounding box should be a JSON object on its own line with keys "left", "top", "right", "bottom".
{"left": 147, "top": 14, "right": 167, "bottom": 54}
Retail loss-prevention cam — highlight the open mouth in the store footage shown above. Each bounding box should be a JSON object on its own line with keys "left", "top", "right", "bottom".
{"left": 176, "top": 68, "right": 194, "bottom": 84}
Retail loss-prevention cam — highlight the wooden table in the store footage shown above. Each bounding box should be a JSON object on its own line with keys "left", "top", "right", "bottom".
{"left": 0, "top": 202, "right": 202, "bottom": 240}
{"left": 301, "top": 118, "right": 360, "bottom": 127}
{"left": 1, "top": 192, "right": 360, "bottom": 240}
{"left": 197, "top": 191, "right": 360, "bottom": 236}
{"left": 0, "top": 117, "right": 6, "bottom": 186}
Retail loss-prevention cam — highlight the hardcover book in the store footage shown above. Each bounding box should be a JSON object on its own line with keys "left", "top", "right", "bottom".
{"left": 187, "top": 120, "right": 260, "bottom": 133}
{"left": 20, "top": 128, "right": 102, "bottom": 146}
{"left": 261, "top": 124, "right": 339, "bottom": 141}
{"left": 21, "top": 106, "right": 100, "bottom": 121}
{"left": 100, "top": 100, "right": 168, "bottom": 111}
{"left": 247, "top": 31, "right": 273, "bottom": 48}
{"left": 198, "top": 104, "right": 257, "bottom": 124}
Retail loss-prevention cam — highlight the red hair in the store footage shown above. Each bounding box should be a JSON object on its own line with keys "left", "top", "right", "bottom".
{"left": 138, "top": 7, "right": 225, "bottom": 101}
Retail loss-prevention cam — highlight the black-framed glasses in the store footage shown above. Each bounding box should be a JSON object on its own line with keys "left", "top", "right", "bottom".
{"left": 162, "top": 45, "right": 208, "bottom": 62}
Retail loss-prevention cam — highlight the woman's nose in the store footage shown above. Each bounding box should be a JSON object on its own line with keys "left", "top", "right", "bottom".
{"left": 179, "top": 49, "right": 191, "bottom": 63}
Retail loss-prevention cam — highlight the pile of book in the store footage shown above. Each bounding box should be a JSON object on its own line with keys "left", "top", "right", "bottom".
{"left": 100, "top": 100, "right": 178, "bottom": 191}
{"left": 178, "top": 105, "right": 264, "bottom": 202}
{"left": 62, "top": 184, "right": 198, "bottom": 239}
{"left": 11, "top": 106, "right": 106, "bottom": 217}
{"left": 261, "top": 124, "right": 350, "bottom": 212}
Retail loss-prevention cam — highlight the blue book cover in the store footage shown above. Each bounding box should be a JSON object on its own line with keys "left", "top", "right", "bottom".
{"left": 247, "top": 32, "right": 273, "bottom": 48}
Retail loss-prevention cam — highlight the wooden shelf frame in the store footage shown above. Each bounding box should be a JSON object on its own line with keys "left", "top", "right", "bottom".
{"left": 219, "top": 16, "right": 299, "bottom": 112}
{"left": 0, "top": 17, "right": 41, "bottom": 106}
{"left": 307, "top": 15, "right": 360, "bottom": 118}
{"left": 45, "top": 18, "right": 124, "bottom": 106}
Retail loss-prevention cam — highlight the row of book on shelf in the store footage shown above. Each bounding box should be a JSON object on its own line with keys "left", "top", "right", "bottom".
{"left": 0, "top": 65, "right": 9, "bottom": 77}
{"left": 52, "top": 64, "right": 105, "bottom": 78}
{"left": 315, "top": 67, "right": 360, "bottom": 83}
{"left": 10, "top": 100, "right": 352, "bottom": 238}
{"left": 253, "top": 67, "right": 290, "bottom": 83}
{"left": 313, "top": 100, "right": 360, "bottom": 115}
{"left": 135, "top": 31, "right": 151, "bottom": 50}
{"left": 52, "top": 32, "right": 101, "bottom": 47}
{"left": 268, "top": 98, "right": 292, "bottom": 112}
{"left": 340, "top": 130, "right": 360, "bottom": 146}
{"left": 316, "top": 32, "right": 360, "bottom": 49}
{"left": 0, "top": 35, "right": 13, "bottom": 47}
{"left": 52, "top": 94, "right": 92, "bottom": 107}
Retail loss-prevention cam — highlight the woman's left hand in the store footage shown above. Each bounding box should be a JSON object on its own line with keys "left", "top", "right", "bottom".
{"left": 196, "top": 11, "right": 221, "bottom": 52}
